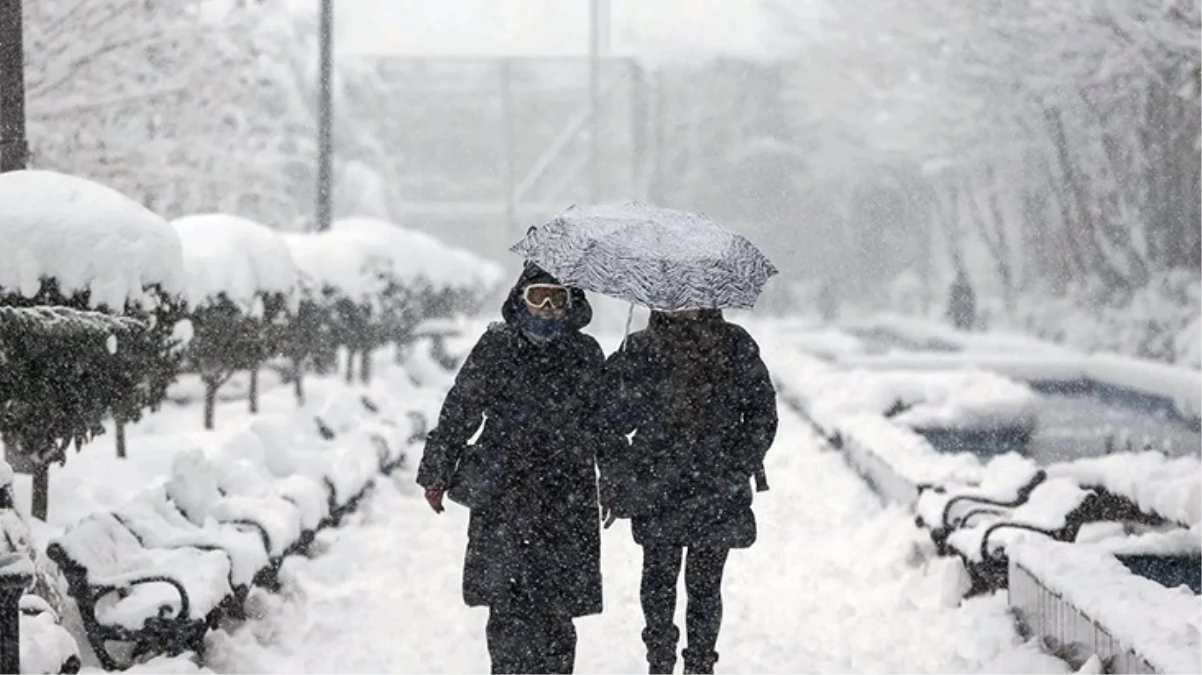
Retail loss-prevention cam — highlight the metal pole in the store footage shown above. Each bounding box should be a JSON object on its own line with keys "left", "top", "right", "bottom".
{"left": 0, "top": 485, "right": 30, "bottom": 675}
{"left": 316, "top": 0, "right": 334, "bottom": 231}
{"left": 0, "top": 0, "right": 29, "bottom": 173}
{"left": 629, "top": 60, "right": 646, "bottom": 200}
{"left": 500, "top": 60, "right": 517, "bottom": 237}
{"left": 588, "top": 0, "right": 601, "bottom": 202}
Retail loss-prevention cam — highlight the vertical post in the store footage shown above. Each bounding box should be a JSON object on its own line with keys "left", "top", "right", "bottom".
{"left": 0, "top": 0, "right": 28, "bottom": 173}
{"left": 0, "top": 566, "right": 27, "bottom": 675}
{"left": 588, "top": 0, "right": 602, "bottom": 202}
{"left": 629, "top": 60, "right": 646, "bottom": 201}
{"left": 315, "top": 0, "right": 334, "bottom": 232}
{"left": 0, "top": 483, "right": 31, "bottom": 675}
{"left": 648, "top": 72, "right": 665, "bottom": 204}
{"left": 500, "top": 60, "right": 517, "bottom": 238}
{"left": 30, "top": 465, "right": 46, "bottom": 521}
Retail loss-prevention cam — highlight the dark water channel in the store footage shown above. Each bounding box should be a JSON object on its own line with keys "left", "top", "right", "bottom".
{"left": 1026, "top": 387, "right": 1200, "bottom": 463}
{"left": 846, "top": 331, "right": 1201, "bottom": 464}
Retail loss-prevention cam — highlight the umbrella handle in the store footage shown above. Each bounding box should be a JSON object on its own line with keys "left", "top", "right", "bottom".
{"left": 621, "top": 303, "right": 634, "bottom": 352}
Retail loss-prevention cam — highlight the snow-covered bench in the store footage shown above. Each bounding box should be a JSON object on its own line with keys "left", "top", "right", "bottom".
{"left": 913, "top": 452, "right": 1200, "bottom": 597}
{"left": 167, "top": 445, "right": 324, "bottom": 591}
{"left": 111, "top": 485, "right": 269, "bottom": 611}
{"left": 45, "top": 513, "right": 234, "bottom": 670}
{"left": 914, "top": 459, "right": 1048, "bottom": 554}
{"left": 20, "top": 595, "right": 81, "bottom": 675}
{"left": 943, "top": 478, "right": 1096, "bottom": 595}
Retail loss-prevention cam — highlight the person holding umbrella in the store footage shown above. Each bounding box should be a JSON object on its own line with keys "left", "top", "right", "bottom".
{"left": 416, "top": 261, "right": 615, "bottom": 674}
{"left": 599, "top": 308, "right": 777, "bottom": 674}
{"left": 512, "top": 204, "right": 781, "bottom": 674}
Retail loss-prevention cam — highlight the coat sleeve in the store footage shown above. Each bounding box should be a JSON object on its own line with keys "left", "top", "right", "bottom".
{"left": 733, "top": 328, "right": 778, "bottom": 473}
{"left": 416, "top": 328, "right": 504, "bottom": 489}
{"left": 593, "top": 341, "right": 648, "bottom": 515}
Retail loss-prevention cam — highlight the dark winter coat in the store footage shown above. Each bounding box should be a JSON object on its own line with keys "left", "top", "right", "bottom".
{"left": 599, "top": 312, "right": 778, "bottom": 550}
{"left": 416, "top": 266, "right": 610, "bottom": 617}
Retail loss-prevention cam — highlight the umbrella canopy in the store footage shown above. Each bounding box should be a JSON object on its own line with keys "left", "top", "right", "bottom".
{"left": 510, "top": 203, "right": 778, "bottom": 311}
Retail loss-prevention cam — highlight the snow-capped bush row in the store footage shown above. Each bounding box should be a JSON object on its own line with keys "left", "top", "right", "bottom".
{"left": 0, "top": 169, "right": 502, "bottom": 521}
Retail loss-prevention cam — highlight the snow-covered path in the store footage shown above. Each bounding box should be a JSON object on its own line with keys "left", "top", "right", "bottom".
{"left": 202, "top": 356, "right": 1066, "bottom": 674}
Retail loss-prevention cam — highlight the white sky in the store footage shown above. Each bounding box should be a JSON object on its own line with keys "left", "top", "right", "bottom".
{"left": 284, "top": 0, "right": 803, "bottom": 59}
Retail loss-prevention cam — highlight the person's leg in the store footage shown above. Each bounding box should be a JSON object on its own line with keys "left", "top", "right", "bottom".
{"left": 541, "top": 613, "right": 578, "bottom": 674}
{"left": 641, "top": 545, "right": 684, "bottom": 673}
{"left": 486, "top": 606, "right": 538, "bottom": 674}
{"left": 681, "top": 547, "right": 730, "bottom": 674}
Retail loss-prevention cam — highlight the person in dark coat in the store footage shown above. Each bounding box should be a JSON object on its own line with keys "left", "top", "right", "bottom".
{"left": 417, "top": 262, "right": 612, "bottom": 674}
{"left": 600, "top": 309, "right": 778, "bottom": 675}
{"left": 946, "top": 267, "right": 976, "bottom": 330}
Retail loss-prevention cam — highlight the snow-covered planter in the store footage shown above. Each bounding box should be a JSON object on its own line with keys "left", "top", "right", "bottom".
{"left": 172, "top": 214, "right": 298, "bottom": 429}
{"left": 0, "top": 170, "right": 186, "bottom": 520}
{"left": 1008, "top": 537, "right": 1201, "bottom": 674}
{"left": 811, "top": 368, "right": 1040, "bottom": 436}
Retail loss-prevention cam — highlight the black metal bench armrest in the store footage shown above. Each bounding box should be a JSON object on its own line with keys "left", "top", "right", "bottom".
{"left": 941, "top": 470, "right": 1047, "bottom": 528}
{"left": 87, "top": 574, "right": 193, "bottom": 623}
{"left": 979, "top": 521, "right": 1060, "bottom": 564}
{"left": 960, "top": 507, "right": 1008, "bottom": 527}
{"left": 224, "top": 518, "right": 272, "bottom": 558}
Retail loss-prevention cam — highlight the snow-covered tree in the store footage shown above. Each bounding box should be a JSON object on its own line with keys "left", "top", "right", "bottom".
{"left": 173, "top": 214, "right": 298, "bottom": 428}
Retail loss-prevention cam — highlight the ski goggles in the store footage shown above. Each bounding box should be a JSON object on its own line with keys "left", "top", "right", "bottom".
{"left": 524, "top": 283, "right": 572, "bottom": 310}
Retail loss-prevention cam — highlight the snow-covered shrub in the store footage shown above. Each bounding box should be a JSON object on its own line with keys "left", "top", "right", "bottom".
{"left": 0, "top": 170, "right": 185, "bottom": 519}
{"left": 284, "top": 230, "right": 392, "bottom": 390}
{"left": 330, "top": 217, "right": 503, "bottom": 372}
{"left": 104, "top": 293, "right": 190, "bottom": 457}
{"left": 173, "top": 214, "right": 298, "bottom": 428}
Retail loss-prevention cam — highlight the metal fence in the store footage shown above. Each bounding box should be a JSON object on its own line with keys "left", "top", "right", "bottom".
{"left": 361, "top": 55, "right": 648, "bottom": 256}
{"left": 353, "top": 54, "right": 798, "bottom": 273}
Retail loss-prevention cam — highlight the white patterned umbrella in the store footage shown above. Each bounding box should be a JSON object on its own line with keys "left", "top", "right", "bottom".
{"left": 510, "top": 203, "right": 778, "bottom": 311}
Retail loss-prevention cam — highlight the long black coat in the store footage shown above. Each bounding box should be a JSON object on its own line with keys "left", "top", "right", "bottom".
{"left": 416, "top": 277, "right": 609, "bottom": 617}
{"left": 599, "top": 317, "right": 778, "bottom": 550}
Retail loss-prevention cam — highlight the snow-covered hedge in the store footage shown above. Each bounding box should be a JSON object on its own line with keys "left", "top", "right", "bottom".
{"left": 172, "top": 213, "right": 299, "bottom": 429}
{"left": 332, "top": 217, "right": 504, "bottom": 317}
{"left": 283, "top": 230, "right": 395, "bottom": 392}
{"left": 0, "top": 170, "right": 183, "bottom": 310}
{"left": 0, "top": 170, "right": 188, "bottom": 520}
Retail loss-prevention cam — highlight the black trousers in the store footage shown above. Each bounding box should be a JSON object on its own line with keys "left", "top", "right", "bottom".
{"left": 640, "top": 545, "right": 730, "bottom": 674}
{"left": 486, "top": 605, "right": 577, "bottom": 674}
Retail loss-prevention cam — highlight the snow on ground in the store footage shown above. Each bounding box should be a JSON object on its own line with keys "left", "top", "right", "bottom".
{"left": 168, "top": 330, "right": 1068, "bottom": 674}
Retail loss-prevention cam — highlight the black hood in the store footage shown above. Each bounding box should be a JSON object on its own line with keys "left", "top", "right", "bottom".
{"left": 501, "top": 262, "right": 592, "bottom": 331}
